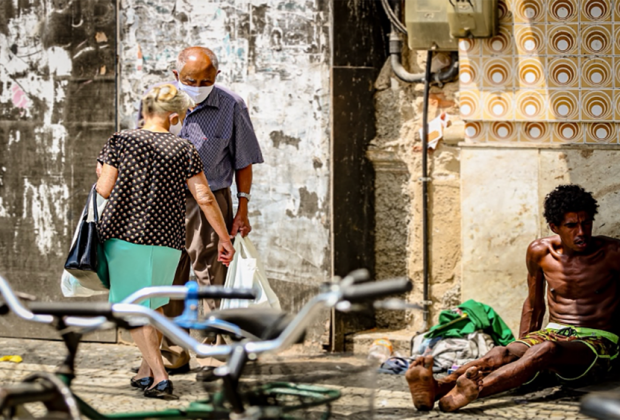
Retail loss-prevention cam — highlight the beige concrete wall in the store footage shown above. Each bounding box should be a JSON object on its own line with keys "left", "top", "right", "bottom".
{"left": 370, "top": 0, "right": 620, "bottom": 339}
{"left": 461, "top": 146, "right": 620, "bottom": 335}
{"left": 458, "top": 0, "right": 620, "bottom": 336}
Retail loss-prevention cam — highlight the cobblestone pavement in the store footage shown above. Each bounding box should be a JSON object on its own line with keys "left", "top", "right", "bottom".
{"left": 0, "top": 338, "right": 598, "bottom": 419}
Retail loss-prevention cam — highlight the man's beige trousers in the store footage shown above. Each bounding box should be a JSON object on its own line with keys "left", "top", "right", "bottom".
{"left": 161, "top": 188, "right": 233, "bottom": 368}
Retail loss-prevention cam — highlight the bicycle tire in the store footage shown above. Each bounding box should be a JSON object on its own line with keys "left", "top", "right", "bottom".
{"left": 242, "top": 382, "right": 339, "bottom": 418}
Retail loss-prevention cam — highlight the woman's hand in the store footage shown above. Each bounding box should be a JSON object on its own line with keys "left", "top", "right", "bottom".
{"left": 217, "top": 239, "right": 235, "bottom": 267}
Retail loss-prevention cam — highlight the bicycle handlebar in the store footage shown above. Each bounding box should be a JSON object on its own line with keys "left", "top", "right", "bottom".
{"left": 21, "top": 285, "right": 255, "bottom": 324}
{"left": 581, "top": 393, "right": 620, "bottom": 419}
{"left": 341, "top": 278, "right": 412, "bottom": 302}
{"left": 0, "top": 273, "right": 411, "bottom": 359}
{"left": 197, "top": 286, "right": 255, "bottom": 300}
{"left": 121, "top": 285, "right": 255, "bottom": 305}
{"left": 29, "top": 302, "right": 113, "bottom": 318}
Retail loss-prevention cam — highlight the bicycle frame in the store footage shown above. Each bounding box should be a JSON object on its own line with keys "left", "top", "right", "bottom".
{"left": 61, "top": 384, "right": 338, "bottom": 420}
{"left": 0, "top": 272, "right": 410, "bottom": 419}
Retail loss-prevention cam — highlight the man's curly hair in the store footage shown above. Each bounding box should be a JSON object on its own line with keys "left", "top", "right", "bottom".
{"left": 543, "top": 184, "right": 598, "bottom": 226}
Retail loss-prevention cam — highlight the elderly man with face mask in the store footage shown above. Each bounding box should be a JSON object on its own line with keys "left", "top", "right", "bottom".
{"left": 153, "top": 46, "right": 263, "bottom": 378}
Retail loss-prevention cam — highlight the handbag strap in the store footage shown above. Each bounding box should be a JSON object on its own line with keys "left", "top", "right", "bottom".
{"left": 86, "top": 184, "right": 99, "bottom": 223}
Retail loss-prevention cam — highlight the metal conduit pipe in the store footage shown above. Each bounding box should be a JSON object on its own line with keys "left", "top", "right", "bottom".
{"left": 432, "top": 51, "right": 459, "bottom": 85}
{"left": 389, "top": 29, "right": 459, "bottom": 86}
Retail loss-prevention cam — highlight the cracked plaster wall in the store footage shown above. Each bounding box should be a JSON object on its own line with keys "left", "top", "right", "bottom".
{"left": 461, "top": 146, "right": 620, "bottom": 335}
{"left": 371, "top": 52, "right": 620, "bottom": 337}
{"left": 119, "top": 0, "right": 332, "bottom": 342}
{"left": 0, "top": 0, "right": 116, "bottom": 340}
{"left": 368, "top": 1, "right": 620, "bottom": 338}
{"left": 0, "top": 0, "right": 331, "bottom": 343}
{"left": 460, "top": 0, "right": 620, "bottom": 335}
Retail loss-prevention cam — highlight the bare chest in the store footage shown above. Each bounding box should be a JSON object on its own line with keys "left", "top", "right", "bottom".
{"left": 542, "top": 254, "right": 618, "bottom": 300}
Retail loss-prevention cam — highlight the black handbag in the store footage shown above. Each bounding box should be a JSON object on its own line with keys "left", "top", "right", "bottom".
{"left": 64, "top": 184, "right": 110, "bottom": 291}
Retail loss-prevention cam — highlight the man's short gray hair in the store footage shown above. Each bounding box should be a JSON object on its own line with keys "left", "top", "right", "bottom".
{"left": 176, "top": 47, "right": 219, "bottom": 72}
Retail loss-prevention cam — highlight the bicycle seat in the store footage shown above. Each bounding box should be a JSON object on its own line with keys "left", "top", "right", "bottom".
{"left": 205, "top": 308, "right": 301, "bottom": 342}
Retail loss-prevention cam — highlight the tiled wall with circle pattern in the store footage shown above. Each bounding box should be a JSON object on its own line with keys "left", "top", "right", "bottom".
{"left": 460, "top": 0, "right": 620, "bottom": 144}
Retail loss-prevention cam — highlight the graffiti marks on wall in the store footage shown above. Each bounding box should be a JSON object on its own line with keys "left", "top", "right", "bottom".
{"left": 121, "top": 0, "right": 331, "bottom": 284}
{"left": 0, "top": 1, "right": 116, "bottom": 294}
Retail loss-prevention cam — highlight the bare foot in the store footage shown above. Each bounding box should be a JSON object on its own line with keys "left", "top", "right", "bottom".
{"left": 405, "top": 355, "right": 436, "bottom": 411}
{"left": 438, "top": 367, "right": 482, "bottom": 412}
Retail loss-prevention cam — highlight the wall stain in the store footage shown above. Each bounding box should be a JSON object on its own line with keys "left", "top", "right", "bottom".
{"left": 270, "top": 130, "right": 301, "bottom": 149}
{"left": 298, "top": 186, "right": 319, "bottom": 218}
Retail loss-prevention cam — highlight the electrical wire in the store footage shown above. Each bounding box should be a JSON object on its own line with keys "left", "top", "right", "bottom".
{"left": 381, "top": 0, "right": 407, "bottom": 34}
{"left": 380, "top": 0, "right": 407, "bottom": 35}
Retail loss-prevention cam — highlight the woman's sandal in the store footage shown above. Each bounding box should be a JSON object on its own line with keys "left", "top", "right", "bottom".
{"left": 130, "top": 376, "right": 154, "bottom": 390}
{"left": 144, "top": 379, "right": 178, "bottom": 400}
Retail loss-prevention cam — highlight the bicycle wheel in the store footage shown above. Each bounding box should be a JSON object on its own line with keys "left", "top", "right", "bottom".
{"left": 227, "top": 354, "right": 376, "bottom": 419}
{"left": 243, "top": 382, "right": 340, "bottom": 415}
{"left": 0, "top": 372, "right": 81, "bottom": 420}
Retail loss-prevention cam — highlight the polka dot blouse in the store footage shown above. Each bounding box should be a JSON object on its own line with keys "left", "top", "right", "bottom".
{"left": 98, "top": 129, "right": 204, "bottom": 250}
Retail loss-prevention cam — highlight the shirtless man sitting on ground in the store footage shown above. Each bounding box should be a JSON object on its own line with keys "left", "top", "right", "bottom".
{"left": 406, "top": 184, "right": 620, "bottom": 412}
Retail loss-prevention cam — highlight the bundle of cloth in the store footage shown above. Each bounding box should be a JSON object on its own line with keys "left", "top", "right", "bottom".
{"left": 378, "top": 300, "right": 514, "bottom": 375}
{"left": 411, "top": 331, "right": 495, "bottom": 374}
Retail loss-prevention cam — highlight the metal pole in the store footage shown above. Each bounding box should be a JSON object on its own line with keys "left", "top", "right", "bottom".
{"left": 421, "top": 50, "right": 433, "bottom": 330}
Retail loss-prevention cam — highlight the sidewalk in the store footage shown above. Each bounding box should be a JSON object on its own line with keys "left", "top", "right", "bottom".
{"left": 0, "top": 337, "right": 595, "bottom": 419}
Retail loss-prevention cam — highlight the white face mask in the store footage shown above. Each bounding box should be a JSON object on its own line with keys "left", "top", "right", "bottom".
{"left": 169, "top": 114, "right": 183, "bottom": 136}
{"left": 178, "top": 83, "right": 214, "bottom": 104}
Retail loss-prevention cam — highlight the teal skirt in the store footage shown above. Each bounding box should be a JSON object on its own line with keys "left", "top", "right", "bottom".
{"left": 103, "top": 239, "right": 181, "bottom": 309}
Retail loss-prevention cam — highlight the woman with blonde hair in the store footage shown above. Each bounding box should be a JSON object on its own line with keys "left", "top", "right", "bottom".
{"left": 96, "top": 84, "right": 234, "bottom": 399}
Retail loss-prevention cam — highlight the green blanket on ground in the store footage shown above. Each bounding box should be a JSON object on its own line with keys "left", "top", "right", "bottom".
{"left": 425, "top": 299, "right": 515, "bottom": 346}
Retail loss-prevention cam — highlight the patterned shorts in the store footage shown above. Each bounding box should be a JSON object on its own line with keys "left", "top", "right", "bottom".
{"left": 516, "top": 324, "right": 619, "bottom": 382}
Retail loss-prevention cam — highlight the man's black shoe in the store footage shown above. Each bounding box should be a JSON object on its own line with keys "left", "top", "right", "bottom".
{"left": 196, "top": 366, "right": 218, "bottom": 382}
{"left": 130, "top": 362, "right": 191, "bottom": 375}
{"left": 166, "top": 362, "right": 191, "bottom": 375}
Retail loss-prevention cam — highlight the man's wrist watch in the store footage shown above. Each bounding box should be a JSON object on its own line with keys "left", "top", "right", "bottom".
{"left": 237, "top": 192, "right": 251, "bottom": 202}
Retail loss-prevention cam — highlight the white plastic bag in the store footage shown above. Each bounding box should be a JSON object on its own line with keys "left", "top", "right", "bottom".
{"left": 220, "top": 236, "right": 281, "bottom": 310}
{"left": 61, "top": 270, "right": 107, "bottom": 297}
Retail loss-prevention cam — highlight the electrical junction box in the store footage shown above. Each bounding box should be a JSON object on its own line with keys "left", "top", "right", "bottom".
{"left": 405, "top": 0, "right": 498, "bottom": 51}
{"left": 448, "top": 0, "right": 498, "bottom": 39}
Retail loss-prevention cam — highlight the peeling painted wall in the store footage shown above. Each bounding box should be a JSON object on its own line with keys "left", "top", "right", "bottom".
{"left": 0, "top": 0, "right": 116, "bottom": 341}
{"left": 0, "top": 0, "right": 332, "bottom": 344}
{"left": 1, "top": 0, "right": 406, "bottom": 348}
{"left": 118, "top": 0, "right": 331, "bottom": 342}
